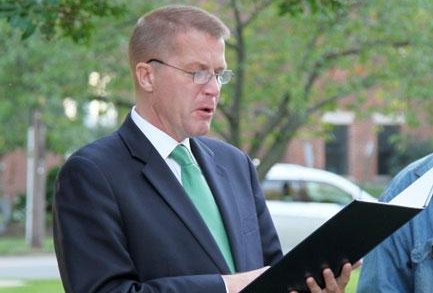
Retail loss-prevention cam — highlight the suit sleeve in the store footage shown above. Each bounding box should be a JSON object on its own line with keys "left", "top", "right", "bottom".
{"left": 53, "top": 156, "right": 226, "bottom": 293}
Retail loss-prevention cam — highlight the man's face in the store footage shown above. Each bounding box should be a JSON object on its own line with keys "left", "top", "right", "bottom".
{"left": 144, "top": 30, "right": 226, "bottom": 142}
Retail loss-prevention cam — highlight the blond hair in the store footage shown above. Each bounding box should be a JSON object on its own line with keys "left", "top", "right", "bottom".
{"left": 128, "top": 5, "right": 230, "bottom": 80}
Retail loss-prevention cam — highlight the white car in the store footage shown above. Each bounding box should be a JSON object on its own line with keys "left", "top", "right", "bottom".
{"left": 262, "top": 163, "right": 376, "bottom": 253}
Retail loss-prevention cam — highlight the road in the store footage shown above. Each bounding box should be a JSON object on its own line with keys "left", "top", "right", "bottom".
{"left": 0, "top": 254, "right": 59, "bottom": 280}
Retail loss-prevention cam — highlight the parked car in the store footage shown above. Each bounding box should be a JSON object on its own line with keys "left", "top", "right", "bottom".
{"left": 263, "top": 163, "right": 376, "bottom": 253}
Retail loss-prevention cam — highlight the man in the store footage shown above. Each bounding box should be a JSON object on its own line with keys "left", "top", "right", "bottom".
{"left": 54, "top": 5, "right": 353, "bottom": 293}
{"left": 357, "top": 153, "right": 433, "bottom": 292}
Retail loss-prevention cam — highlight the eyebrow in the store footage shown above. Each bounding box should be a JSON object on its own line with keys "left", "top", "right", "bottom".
{"left": 190, "top": 62, "right": 227, "bottom": 73}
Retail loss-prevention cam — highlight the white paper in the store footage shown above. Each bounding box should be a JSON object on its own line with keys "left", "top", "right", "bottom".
{"left": 389, "top": 167, "right": 433, "bottom": 208}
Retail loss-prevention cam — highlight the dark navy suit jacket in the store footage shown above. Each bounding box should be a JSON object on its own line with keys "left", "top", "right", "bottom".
{"left": 53, "top": 114, "right": 282, "bottom": 293}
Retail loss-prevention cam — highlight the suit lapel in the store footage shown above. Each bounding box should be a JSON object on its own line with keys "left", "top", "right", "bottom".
{"left": 191, "top": 138, "right": 245, "bottom": 272}
{"left": 118, "top": 115, "right": 231, "bottom": 273}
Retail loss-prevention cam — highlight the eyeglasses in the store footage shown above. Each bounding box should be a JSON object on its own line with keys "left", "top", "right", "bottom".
{"left": 147, "top": 59, "right": 233, "bottom": 85}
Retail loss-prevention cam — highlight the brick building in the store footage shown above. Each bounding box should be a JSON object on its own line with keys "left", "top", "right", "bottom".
{"left": 0, "top": 148, "right": 62, "bottom": 199}
{"left": 283, "top": 109, "right": 433, "bottom": 184}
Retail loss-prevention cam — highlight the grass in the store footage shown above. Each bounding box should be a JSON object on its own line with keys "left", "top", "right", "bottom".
{"left": 347, "top": 268, "right": 360, "bottom": 293}
{"left": 0, "top": 270, "right": 360, "bottom": 293}
{"left": 0, "top": 236, "right": 54, "bottom": 256}
{"left": 0, "top": 280, "right": 64, "bottom": 293}
{"left": 0, "top": 231, "right": 361, "bottom": 292}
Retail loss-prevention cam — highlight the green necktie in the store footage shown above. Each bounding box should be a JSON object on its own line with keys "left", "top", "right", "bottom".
{"left": 170, "top": 144, "right": 235, "bottom": 273}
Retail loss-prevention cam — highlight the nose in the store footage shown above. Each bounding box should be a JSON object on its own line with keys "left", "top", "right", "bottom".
{"left": 203, "top": 75, "right": 221, "bottom": 97}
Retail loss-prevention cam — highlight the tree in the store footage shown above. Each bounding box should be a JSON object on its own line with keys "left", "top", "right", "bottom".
{"left": 0, "top": 0, "right": 130, "bottom": 243}
{"left": 0, "top": 0, "right": 125, "bottom": 42}
{"left": 0, "top": 0, "right": 141, "bottom": 157}
{"left": 1, "top": 0, "right": 433, "bottom": 183}
{"left": 203, "top": 0, "right": 433, "bottom": 178}
{"left": 0, "top": 23, "right": 104, "bottom": 156}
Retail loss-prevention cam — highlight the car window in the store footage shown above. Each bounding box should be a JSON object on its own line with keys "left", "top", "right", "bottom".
{"left": 261, "top": 180, "right": 287, "bottom": 200}
{"left": 303, "top": 181, "right": 352, "bottom": 205}
{"left": 262, "top": 179, "right": 352, "bottom": 205}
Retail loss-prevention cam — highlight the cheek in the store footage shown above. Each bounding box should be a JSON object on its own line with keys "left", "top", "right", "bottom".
{"left": 156, "top": 80, "right": 200, "bottom": 116}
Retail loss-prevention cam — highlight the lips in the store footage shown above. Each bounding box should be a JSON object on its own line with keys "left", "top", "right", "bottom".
{"left": 201, "top": 106, "right": 213, "bottom": 113}
{"left": 198, "top": 104, "right": 214, "bottom": 112}
{"left": 195, "top": 105, "right": 215, "bottom": 118}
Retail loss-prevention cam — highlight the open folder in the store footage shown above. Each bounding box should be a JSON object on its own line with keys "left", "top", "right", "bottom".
{"left": 241, "top": 167, "right": 433, "bottom": 293}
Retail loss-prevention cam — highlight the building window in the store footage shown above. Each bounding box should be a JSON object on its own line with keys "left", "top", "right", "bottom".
{"left": 377, "top": 125, "right": 400, "bottom": 175}
{"left": 325, "top": 125, "right": 348, "bottom": 175}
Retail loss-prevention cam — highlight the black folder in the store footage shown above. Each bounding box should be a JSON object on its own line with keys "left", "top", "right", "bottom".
{"left": 241, "top": 168, "right": 433, "bottom": 293}
{"left": 241, "top": 200, "right": 421, "bottom": 293}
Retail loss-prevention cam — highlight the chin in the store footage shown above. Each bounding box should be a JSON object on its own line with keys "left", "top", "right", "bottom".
{"left": 190, "top": 125, "right": 211, "bottom": 137}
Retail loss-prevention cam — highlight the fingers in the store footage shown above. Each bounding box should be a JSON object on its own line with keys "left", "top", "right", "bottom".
{"left": 337, "top": 263, "right": 352, "bottom": 288}
{"left": 305, "top": 263, "right": 353, "bottom": 293}
{"left": 305, "top": 275, "right": 324, "bottom": 292}
{"left": 337, "top": 263, "right": 352, "bottom": 289}
{"left": 352, "top": 259, "right": 362, "bottom": 270}
{"left": 326, "top": 268, "right": 341, "bottom": 291}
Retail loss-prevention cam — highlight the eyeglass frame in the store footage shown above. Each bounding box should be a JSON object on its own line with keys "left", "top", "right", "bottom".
{"left": 146, "top": 58, "right": 233, "bottom": 85}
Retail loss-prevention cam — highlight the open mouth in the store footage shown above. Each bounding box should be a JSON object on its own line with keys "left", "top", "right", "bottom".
{"left": 199, "top": 106, "right": 214, "bottom": 114}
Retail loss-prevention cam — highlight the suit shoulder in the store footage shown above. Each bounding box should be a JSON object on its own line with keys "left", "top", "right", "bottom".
{"left": 66, "top": 132, "right": 123, "bottom": 165}
{"left": 197, "top": 136, "right": 245, "bottom": 156}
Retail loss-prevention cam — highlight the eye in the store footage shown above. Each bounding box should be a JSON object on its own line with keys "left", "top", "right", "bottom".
{"left": 196, "top": 70, "right": 210, "bottom": 77}
{"left": 193, "top": 70, "right": 211, "bottom": 84}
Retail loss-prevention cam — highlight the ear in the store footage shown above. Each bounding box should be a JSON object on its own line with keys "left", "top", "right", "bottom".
{"left": 135, "top": 62, "right": 155, "bottom": 92}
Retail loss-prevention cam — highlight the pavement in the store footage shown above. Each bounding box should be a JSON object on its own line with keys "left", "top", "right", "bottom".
{"left": 0, "top": 254, "right": 60, "bottom": 287}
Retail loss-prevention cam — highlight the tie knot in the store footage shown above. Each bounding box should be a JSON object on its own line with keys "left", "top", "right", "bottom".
{"left": 170, "top": 145, "right": 194, "bottom": 167}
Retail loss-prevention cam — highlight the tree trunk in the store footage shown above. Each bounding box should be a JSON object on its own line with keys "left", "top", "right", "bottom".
{"left": 26, "top": 108, "right": 46, "bottom": 248}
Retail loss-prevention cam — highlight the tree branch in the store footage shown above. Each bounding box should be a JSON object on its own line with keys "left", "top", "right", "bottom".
{"left": 217, "top": 101, "right": 235, "bottom": 124}
{"left": 248, "top": 92, "right": 291, "bottom": 157}
{"left": 298, "top": 4, "right": 350, "bottom": 73}
{"left": 303, "top": 40, "right": 410, "bottom": 99}
{"left": 212, "top": 122, "right": 231, "bottom": 142}
{"left": 230, "top": 0, "right": 243, "bottom": 38}
{"left": 224, "top": 0, "right": 246, "bottom": 146}
{"left": 306, "top": 94, "right": 344, "bottom": 115}
{"left": 306, "top": 75, "right": 377, "bottom": 115}
{"left": 256, "top": 110, "right": 305, "bottom": 180}
{"left": 243, "top": 0, "right": 274, "bottom": 27}
{"left": 256, "top": 75, "right": 378, "bottom": 180}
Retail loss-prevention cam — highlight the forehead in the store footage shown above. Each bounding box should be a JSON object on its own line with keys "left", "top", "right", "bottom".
{"left": 170, "top": 30, "right": 226, "bottom": 69}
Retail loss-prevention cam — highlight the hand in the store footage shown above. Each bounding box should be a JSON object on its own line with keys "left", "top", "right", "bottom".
{"left": 290, "top": 262, "right": 358, "bottom": 293}
{"left": 222, "top": 266, "right": 269, "bottom": 293}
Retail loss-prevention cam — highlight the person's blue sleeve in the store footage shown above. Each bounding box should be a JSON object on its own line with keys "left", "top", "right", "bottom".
{"left": 357, "top": 224, "right": 413, "bottom": 292}
{"left": 356, "top": 155, "right": 433, "bottom": 293}
{"left": 357, "top": 160, "right": 420, "bottom": 292}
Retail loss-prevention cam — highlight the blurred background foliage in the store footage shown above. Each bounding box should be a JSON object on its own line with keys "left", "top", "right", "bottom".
{"left": 0, "top": 0, "right": 432, "bottom": 179}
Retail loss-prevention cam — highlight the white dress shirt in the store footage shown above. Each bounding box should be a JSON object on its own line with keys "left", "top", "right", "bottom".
{"left": 130, "top": 106, "right": 195, "bottom": 184}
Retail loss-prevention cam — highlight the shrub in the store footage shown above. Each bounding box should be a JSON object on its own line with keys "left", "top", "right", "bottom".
{"left": 388, "top": 138, "right": 433, "bottom": 176}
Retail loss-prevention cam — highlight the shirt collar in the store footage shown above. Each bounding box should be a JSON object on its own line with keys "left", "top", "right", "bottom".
{"left": 130, "top": 106, "right": 192, "bottom": 160}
